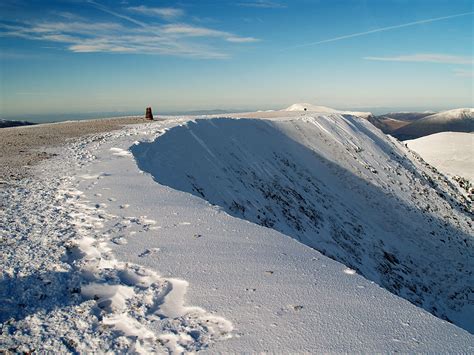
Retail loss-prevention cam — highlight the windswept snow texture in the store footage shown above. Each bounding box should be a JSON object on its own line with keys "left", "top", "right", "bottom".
{"left": 0, "top": 127, "right": 233, "bottom": 353}
{"left": 132, "top": 115, "right": 474, "bottom": 333}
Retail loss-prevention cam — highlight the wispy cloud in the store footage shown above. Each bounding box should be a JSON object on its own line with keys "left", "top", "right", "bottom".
{"left": 0, "top": 2, "right": 259, "bottom": 58}
{"left": 286, "top": 11, "right": 474, "bottom": 49}
{"left": 365, "top": 54, "right": 473, "bottom": 65}
{"left": 453, "top": 69, "right": 474, "bottom": 77}
{"left": 161, "top": 24, "right": 259, "bottom": 42}
{"left": 161, "top": 24, "right": 229, "bottom": 37}
{"left": 226, "top": 36, "right": 260, "bottom": 43}
{"left": 127, "top": 6, "right": 184, "bottom": 20}
{"left": 238, "top": 0, "right": 286, "bottom": 9}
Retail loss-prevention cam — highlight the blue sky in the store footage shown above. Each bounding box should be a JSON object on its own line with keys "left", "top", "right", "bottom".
{"left": 0, "top": 0, "right": 472, "bottom": 118}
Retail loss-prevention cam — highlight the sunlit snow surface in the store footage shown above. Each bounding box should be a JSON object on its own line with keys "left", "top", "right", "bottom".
{"left": 1, "top": 112, "right": 473, "bottom": 352}
{"left": 406, "top": 132, "right": 474, "bottom": 182}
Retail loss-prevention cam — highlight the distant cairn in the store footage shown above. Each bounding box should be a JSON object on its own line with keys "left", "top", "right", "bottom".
{"left": 145, "top": 107, "right": 154, "bottom": 120}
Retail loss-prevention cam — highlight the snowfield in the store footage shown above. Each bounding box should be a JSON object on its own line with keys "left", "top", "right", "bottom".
{"left": 283, "top": 102, "right": 373, "bottom": 118}
{"left": 406, "top": 132, "right": 474, "bottom": 182}
{"left": 1, "top": 112, "right": 473, "bottom": 352}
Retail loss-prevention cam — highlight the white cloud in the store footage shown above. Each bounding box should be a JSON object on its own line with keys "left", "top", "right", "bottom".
{"left": 364, "top": 54, "right": 473, "bottom": 65}
{"left": 161, "top": 24, "right": 228, "bottom": 37}
{"left": 0, "top": 5, "right": 259, "bottom": 58}
{"left": 127, "top": 6, "right": 184, "bottom": 20}
{"left": 69, "top": 43, "right": 136, "bottom": 53}
{"left": 161, "top": 24, "right": 260, "bottom": 43}
{"left": 226, "top": 36, "right": 260, "bottom": 43}
{"left": 238, "top": 0, "right": 286, "bottom": 8}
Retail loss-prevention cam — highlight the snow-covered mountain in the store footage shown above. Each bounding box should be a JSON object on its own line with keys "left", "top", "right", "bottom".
{"left": 406, "top": 132, "right": 474, "bottom": 182}
{"left": 379, "top": 112, "right": 435, "bottom": 122}
{"left": 367, "top": 112, "right": 435, "bottom": 134}
{"left": 282, "top": 102, "right": 372, "bottom": 118}
{"left": 366, "top": 116, "right": 410, "bottom": 133}
{"left": 393, "top": 108, "right": 474, "bottom": 140}
{"left": 283, "top": 103, "right": 338, "bottom": 113}
{"left": 131, "top": 113, "right": 473, "bottom": 334}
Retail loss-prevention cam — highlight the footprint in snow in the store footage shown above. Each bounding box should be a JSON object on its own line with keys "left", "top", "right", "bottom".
{"left": 138, "top": 248, "right": 161, "bottom": 257}
{"left": 111, "top": 236, "right": 128, "bottom": 245}
{"left": 290, "top": 305, "right": 304, "bottom": 311}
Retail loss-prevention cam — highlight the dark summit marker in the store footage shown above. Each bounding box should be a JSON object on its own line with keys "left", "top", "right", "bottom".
{"left": 145, "top": 107, "right": 153, "bottom": 120}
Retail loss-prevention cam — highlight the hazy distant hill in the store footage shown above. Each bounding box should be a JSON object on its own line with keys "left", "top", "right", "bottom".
{"left": 379, "top": 112, "right": 435, "bottom": 122}
{"left": 368, "top": 112, "right": 435, "bottom": 134}
{"left": 0, "top": 119, "right": 36, "bottom": 129}
{"left": 366, "top": 116, "right": 410, "bottom": 133}
{"left": 392, "top": 108, "right": 474, "bottom": 140}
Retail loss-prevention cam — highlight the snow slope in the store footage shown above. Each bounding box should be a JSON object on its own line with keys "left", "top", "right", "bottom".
{"left": 283, "top": 102, "right": 372, "bottom": 118}
{"left": 406, "top": 132, "right": 474, "bottom": 182}
{"left": 132, "top": 115, "right": 473, "bottom": 334}
{"left": 2, "top": 113, "right": 474, "bottom": 352}
{"left": 393, "top": 108, "right": 474, "bottom": 139}
{"left": 284, "top": 103, "right": 339, "bottom": 113}
{"left": 378, "top": 112, "right": 435, "bottom": 122}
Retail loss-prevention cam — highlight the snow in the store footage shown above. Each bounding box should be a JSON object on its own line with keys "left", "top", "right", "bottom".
{"left": 284, "top": 103, "right": 339, "bottom": 113}
{"left": 423, "top": 108, "right": 474, "bottom": 122}
{"left": 406, "top": 132, "right": 474, "bottom": 182}
{"left": 283, "top": 102, "right": 372, "bottom": 118}
{"left": 1, "top": 112, "right": 473, "bottom": 352}
{"left": 392, "top": 107, "right": 474, "bottom": 139}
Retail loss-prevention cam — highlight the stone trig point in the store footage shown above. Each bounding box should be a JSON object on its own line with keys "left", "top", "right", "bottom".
{"left": 145, "top": 107, "right": 153, "bottom": 120}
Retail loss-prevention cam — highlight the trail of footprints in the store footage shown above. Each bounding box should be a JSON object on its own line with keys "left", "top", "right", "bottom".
{"left": 1, "top": 123, "right": 232, "bottom": 353}
{"left": 63, "top": 139, "right": 232, "bottom": 352}
{"left": 62, "top": 137, "right": 233, "bottom": 351}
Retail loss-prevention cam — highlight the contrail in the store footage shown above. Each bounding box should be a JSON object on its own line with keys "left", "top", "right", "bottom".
{"left": 285, "top": 11, "right": 474, "bottom": 50}
{"left": 87, "top": 0, "right": 146, "bottom": 28}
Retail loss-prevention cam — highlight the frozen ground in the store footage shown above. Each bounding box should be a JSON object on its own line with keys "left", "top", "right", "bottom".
{"left": 406, "top": 132, "right": 474, "bottom": 182}
{"left": 1, "top": 113, "right": 473, "bottom": 352}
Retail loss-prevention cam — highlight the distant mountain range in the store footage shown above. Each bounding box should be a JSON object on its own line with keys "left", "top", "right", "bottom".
{"left": 368, "top": 108, "right": 473, "bottom": 140}
{"left": 0, "top": 119, "right": 36, "bottom": 129}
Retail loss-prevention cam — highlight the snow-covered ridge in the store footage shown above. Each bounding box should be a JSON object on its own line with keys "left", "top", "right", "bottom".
{"left": 425, "top": 108, "right": 474, "bottom": 121}
{"left": 1, "top": 126, "right": 233, "bottom": 353}
{"left": 282, "top": 102, "right": 372, "bottom": 118}
{"left": 131, "top": 113, "right": 473, "bottom": 333}
{"left": 3, "top": 114, "right": 473, "bottom": 352}
{"left": 283, "top": 103, "right": 338, "bottom": 113}
{"left": 393, "top": 108, "right": 474, "bottom": 139}
{"left": 406, "top": 132, "right": 474, "bottom": 183}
